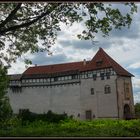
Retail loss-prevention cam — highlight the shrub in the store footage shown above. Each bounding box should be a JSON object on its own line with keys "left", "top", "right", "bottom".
{"left": 17, "top": 109, "right": 69, "bottom": 124}
{"left": 135, "top": 103, "right": 140, "bottom": 118}
{"left": 0, "top": 97, "right": 13, "bottom": 121}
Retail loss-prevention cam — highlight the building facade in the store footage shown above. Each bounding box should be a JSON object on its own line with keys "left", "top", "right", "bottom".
{"left": 7, "top": 48, "right": 135, "bottom": 120}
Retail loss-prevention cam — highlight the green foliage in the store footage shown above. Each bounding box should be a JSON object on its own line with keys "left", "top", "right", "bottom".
{"left": 0, "top": 65, "right": 13, "bottom": 121}
{"left": 0, "top": 65, "right": 9, "bottom": 98}
{"left": 135, "top": 103, "right": 140, "bottom": 118}
{"left": 1, "top": 118, "right": 140, "bottom": 137}
{"left": 17, "top": 109, "right": 70, "bottom": 124}
{"left": 0, "top": 97, "right": 13, "bottom": 121}
{"left": 0, "top": 116, "right": 21, "bottom": 130}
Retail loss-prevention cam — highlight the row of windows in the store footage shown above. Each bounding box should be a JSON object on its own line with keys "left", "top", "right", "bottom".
{"left": 10, "top": 72, "right": 111, "bottom": 85}
{"left": 10, "top": 68, "right": 115, "bottom": 84}
{"left": 81, "top": 72, "right": 111, "bottom": 80}
{"left": 90, "top": 85, "right": 111, "bottom": 95}
{"left": 11, "top": 87, "right": 22, "bottom": 93}
{"left": 20, "top": 75, "right": 78, "bottom": 84}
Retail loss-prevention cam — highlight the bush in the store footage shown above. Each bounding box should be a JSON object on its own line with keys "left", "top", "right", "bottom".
{"left": 135, "top": 103, "right": 140, "bottom": 118}
{"left": 17, "top": 109, "right": 69, "bottom": 124}
{"left": 0, "top": 97, "right": 13, "bottom": 121}
{"left": 0, "top": 65, "right": 13, "bottom": 121}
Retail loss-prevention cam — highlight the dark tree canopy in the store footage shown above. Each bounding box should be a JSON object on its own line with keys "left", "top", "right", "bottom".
{"left": 0, "top": 3, "right": 137, "bottom": 66}
{"left": 135, "top": 103, "right": 140, "bottom": 118}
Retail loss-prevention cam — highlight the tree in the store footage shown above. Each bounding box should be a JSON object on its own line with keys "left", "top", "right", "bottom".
{"left": 135, "top": 103, "right": 140, "bottom": 118}
{"left": 0, "top": 3, "right": 137, "bottom": 66}
{"left": 0, "top": 64, "right": 13, "bottom": 121}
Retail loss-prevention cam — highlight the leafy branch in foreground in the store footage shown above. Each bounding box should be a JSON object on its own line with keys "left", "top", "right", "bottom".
{"left": 0, "top": 3, "right": 137, "bottom": 66}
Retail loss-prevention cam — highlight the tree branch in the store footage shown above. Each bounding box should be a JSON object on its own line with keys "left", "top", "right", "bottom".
{"left": 0, "top": 4, "right": 61, "bottom": 36}
{"left": 0, "top": 3, "right": 22, "bottom": 28}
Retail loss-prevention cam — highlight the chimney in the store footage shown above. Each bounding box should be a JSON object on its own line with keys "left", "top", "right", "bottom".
{"left": 83, "top": 59, "right": 86, "bottom": 66}
{"left": 35, "top": 64, "right": 37, "bottom": 67}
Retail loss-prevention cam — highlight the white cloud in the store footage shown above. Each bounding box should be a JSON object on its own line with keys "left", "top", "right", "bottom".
{"left": 128, "top": 62, "right": 140, "bottom": 69}
{"left": 132, "top": 77, "right": 140, "bottom": 89}
{"left": 134, "top": 92, "right": 140, "bottom": 104}
{"left": 8, "top": 60, "right": 27, "bottom": 74}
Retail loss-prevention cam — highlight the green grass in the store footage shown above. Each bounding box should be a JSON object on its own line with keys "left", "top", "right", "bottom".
{"left": 0, "top": 118, "right": 140, "bottom": 137}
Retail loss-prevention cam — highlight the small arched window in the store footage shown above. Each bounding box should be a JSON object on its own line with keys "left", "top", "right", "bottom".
{"left": 104, "top": 85, "right": 111, "bottom": 94}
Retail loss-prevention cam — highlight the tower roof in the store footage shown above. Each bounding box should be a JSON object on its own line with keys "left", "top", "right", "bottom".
{"left": 23, "top": 48, "right": 133, "bottom": 77}
{"left": 81, "top": 47, "right": 133, "bottom": 77}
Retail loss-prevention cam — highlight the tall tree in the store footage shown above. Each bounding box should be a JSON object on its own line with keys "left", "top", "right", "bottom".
{"left": 135, "top": 103, "right": 140, "bottom": 118}
{"left": 0, "top": 3, "right": 137, "bottom": 65}
{"left": 0, "top": 64, "right": 12, "bottom": 121}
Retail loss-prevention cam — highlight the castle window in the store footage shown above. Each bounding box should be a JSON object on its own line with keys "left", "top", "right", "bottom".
{"left": 36, "top": 79, "right": 39, "bottom": 83}
{"left": 11, "top": 87, "right": 22, "bottom": 93}
{"left": 81, "top": 74, "right": 84, "bottom": 79}
{"left": 51, "top": 78, "right": 54, "bottom": 82}
{"left": 72, "top": 75, "right": 77, "bottom": 79}
{"left": 100, "top": 73, "right": 104, "bottom": 80}
{"left": 58, "top": 77, "right": 61, "bottom": 81}
{"left": 96, "top": 60, "right": 103, "bottom": 67}
{"left": 93, "top": 74, "right": 97, "bottom": 80}
{"left": 86, "top": 72, "right": 88, "bottom": 78}
{"left": 54, "top": 77, "right": 58, "bottom": 82}
{"left": 88, "top": 73, "right": 92, "bottom": 78}
{"left": 105, "top": 85, "right": 111, "bottom": 94}
{"left": 91, "top": 88, "right": 94, "bottom": 95}
{"left": 65, "top": 76, "right": 68, "bottom": 80}
{"left": 106, "top": 72, "right": 110, "bottom": 79}
{"left": 47, "top": 78, "right": 50, "bottom": 82}
{"left": 68, "top": 76, "right": 72, "bottom": 80}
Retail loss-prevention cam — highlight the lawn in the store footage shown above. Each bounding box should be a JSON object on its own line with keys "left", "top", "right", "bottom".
{"left": 0, "top": 118, "right": 140, "bottom": 137}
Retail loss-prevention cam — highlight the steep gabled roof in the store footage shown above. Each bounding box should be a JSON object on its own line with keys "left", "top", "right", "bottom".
{"left": 23, "top": 48, "right": 133, "bottom": 77}
{"left": 81, "top": 48, "right": 133, "bottom": 77}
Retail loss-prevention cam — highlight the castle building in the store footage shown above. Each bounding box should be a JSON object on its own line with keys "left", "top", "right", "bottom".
{"left": 7, "top": 48, "right": 135, "bottom": 120}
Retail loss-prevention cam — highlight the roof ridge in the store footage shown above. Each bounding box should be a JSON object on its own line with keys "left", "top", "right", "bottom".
{"left": 31, "top": 60, "right": 90, "bottom": 68}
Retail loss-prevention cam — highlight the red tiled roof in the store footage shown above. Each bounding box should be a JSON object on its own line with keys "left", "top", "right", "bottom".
{"left": 23, "top": 48, "right": 133, "bottom": 77}
{"left": 23, "top": 61, "right": 90, "bottom": 75}
{"left": 81, "top": 48, "right": 133, "bottom": 77}
{"left": 8, "top": 74, "right": 22, "bottom": 80}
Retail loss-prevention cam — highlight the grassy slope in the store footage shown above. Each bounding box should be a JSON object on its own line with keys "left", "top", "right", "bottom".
{"left": 0, "top": 119, "right": 140, "bottom": 137}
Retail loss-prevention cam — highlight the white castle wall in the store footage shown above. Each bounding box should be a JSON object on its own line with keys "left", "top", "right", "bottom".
{"left": 80, "top": 75, "right": 118, "bottom": 119}
{"left": 8, "top": 83, "right": 81, "bottom": 119}
{"left": 7, "top": 74, "right": 120, "bottom": 120}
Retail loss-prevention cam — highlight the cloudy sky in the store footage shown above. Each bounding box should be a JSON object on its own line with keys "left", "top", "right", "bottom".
{"left": 8, "top": 3, "right": 140, "bottom": 104}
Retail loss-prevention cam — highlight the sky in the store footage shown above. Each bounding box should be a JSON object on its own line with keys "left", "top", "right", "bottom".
{"left": 7, "top": 3, "right": 140, "bottom": 104}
